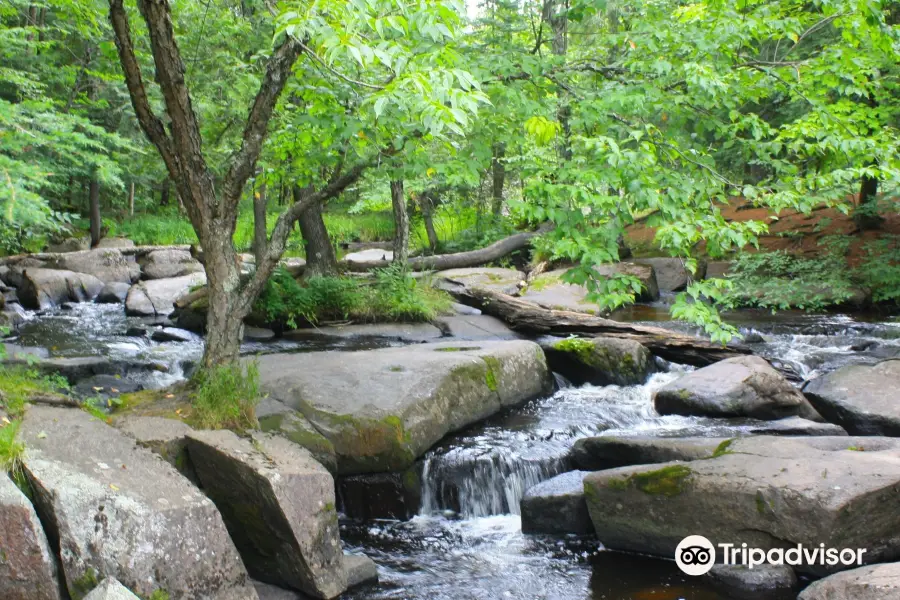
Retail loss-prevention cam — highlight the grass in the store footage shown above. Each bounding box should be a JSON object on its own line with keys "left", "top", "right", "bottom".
{"left": 189, "top": 361, "right": 261, "bottom": 431}
{"left": 0, "top": 366, "right": 70, "bottom": 419}
{"left": 0, "top": 419, "right": 25, "bottom": 482}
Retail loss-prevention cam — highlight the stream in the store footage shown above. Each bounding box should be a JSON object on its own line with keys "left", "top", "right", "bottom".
{"left": 7, "top": 303, "right": 900, "bottom": 600}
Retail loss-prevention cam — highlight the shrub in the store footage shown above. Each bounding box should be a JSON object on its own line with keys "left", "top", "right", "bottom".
{"left": 190, "top": 361, "right": 261, "bottom": 431}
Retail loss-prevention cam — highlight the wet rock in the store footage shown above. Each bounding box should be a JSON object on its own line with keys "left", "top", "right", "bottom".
{"left": 73, "top": 375, "right": 142, "bottom": 399}
{"left": 631, "top": 257, "right": 705, "bottom": 292}
{"left": 583, "top": 435, "right": 900, "bottom": 576}
{"left": 0, "top": 303, "right": 28, "bottom": 330}
{"left": 47, "top": 237, "right": 90, "bottom": 253}
{"left": 18, "top": 268, "right": 104, "bottom": 310}
{"left": 125, "top": 273, "right": 206, "bottom": 317}
{"left": 521, "top": 470, "right": 593, "bottom": 535}
{"left": 569, "top": 436, "right": 725, "bottom": 471}
{"left": 245, "top": 326, "right": 276, "bottom": 341}
{"left": 95, "top": 282, "right": 131, "bottom": 304}
{"left": 746, "top": 416, "right": 847, "bottom": 436}
{"left": 20, "top": 406, "right": 256, "bottom": 600}
{"left": 187, "top": 430, "right": 347, "bottom": 599}
{"left": 283, "top": 322, "right": 443, "bottom": 344}
{"left": 344, "top": 248, "right": 393, "bottom": 263}
{"left": 0, "top": 473, "right": 62, "bottom": 600}
{"left": 45, "top": 249, "right": 140, "bottom": 284}
{"left": 798, "top": 561, "right": 900, "bottom": 599}
{"left": 337, "top": 471, "right": 421, "bottom": 520}
{"left": 344, "top": 554, "right": 378, "bottom": 589}
{"left": 433, "top": 315, "right": 522, "bottom": 341}
{"left": 706, "top": 564, "right": 798, "bottom": 600}
{"left": 124, "top": 326, "right": 147, "bottom": 337}
{"left": 542, "top": 336, "right": 653, "bottom": 386}
{"left": 522, "top": 264, "right": 659, "bottom": 313}
{"left": 16, "top": 356, "right": 166, "bottom": 385}
{"left": 83, "top": 578, "right": 140, "bottom": 600}
{"left": 139, "top": 249, "right": 204, "bottom": 280}
{"left": 96, "top": 238, "right": 135, "bottom": 249}
{"left": 150, "top": 327, "right": 196, "bottom": 343}
{"left": 437, "top": 267, "right": 524, "bottom": 296}
{"left": 257, "top": 398, "right": 337, "bottom": 473}
{"left": 255, "top": 340, "right": 553, "bottom": 474}
{"left": 60, "top": 302, "right": 77, "bottom": 310}
{"left": 654, "top": 355, "right": 822, "bottom": 421}
{"left": 804, "top": 359, "right": 900, "bottom": 436}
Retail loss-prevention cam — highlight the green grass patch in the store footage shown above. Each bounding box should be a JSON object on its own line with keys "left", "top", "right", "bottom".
{"left": 0, "top": 419, "right": 25, "bottom": 482}
{"left": 0, "top": 366, "right": 70, "bottom": 419}
{"left": 189, "top": 361, "right": 261, "bottom": 431}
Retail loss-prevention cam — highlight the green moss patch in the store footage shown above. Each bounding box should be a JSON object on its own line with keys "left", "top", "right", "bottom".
{"left": 606, "top": 465, "right": 693, "bottom": 497}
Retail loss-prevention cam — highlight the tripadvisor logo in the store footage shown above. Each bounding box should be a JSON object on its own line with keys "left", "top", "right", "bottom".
{"left": 675, "top": 535, "right": 868, "bottom": 576}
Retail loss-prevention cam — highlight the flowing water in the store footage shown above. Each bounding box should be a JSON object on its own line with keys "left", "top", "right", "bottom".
{"left": 7, "top": 302, "right": 900, "bottom": 599}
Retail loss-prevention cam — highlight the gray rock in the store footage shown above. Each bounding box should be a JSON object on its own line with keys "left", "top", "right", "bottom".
{"left": 114, "top": 416, "right": 196, "bottom": 482}
{"left": 799, "top": 562, "right": 900, "bottom": 599}
{"left": 433, "top": 315, "right": 522, "bottom": 341}
{"left": 706, "top": 564, "right": 798, "bottom": 600}
{"left": 0, "top": 473, "right": 62, "bottom": 600}
{"left": 150, "top": 327, "right": 196, "bottom": 343}
{"left": 283, "top": 322, "right": 443, "bottom": 344}
{"left": 570, "top": 436, "right": 726, "bottom": 471}
{"left": 96, "top": 238, "right": 135, "bottom": 249}
{"left": 654, "top": 355, "right": 822, "bottom": 421}
{"left": 95, "top": 282, "right": 131, "bottom": 304}
{"left": 124, "top": 327, "right": 147, "bottom": 337}
{"left": 125, "top": 273, "right": 206, "bottom": 317}
{"left": 704, "top": 260, "right": 733, "bottom": 279}
{"left": 47, "top": 237, "right": 90, "bottom": 253}
{"left": 45, "top": 249, "right": 140, "bottom": 284}
{"left": 245, "top": 326, "right": 276, "bottom": 341}
{"left": 187, "top": 430, "right": 347, "bottom": 599}
{"left": 522, "top": 264, "right": 659, "bottom": 313}
{"left": 256, "top": 398, "right": 337, "bottom": 473}
{"left": 746, "top": 416, "right": 848, "bottom": 436}
{"left": 344, "top": 554, "right": 378, "bottom": 589}
{"left": 255, "top": 340, "right": 552, "bottom": 474}
{"left": 804, "top": 359, "right": 900, "bottom": 436}
{"left": 139, "top": 249, "right": 204, "bottom": 280}
{"left": 344, "top": 248, "right": 393, "bottom": 263}
{"left": 583, "top": 435, "right": 900, "bottom": 575}
{"left": 521, "top": 471, "right": 593, "bottom": 535}
{"left": 18, "top": 268, "right": 104, "bottom": 310}
{"left": 252, "top": 580, "right": 307, "bottom": 600}
{"left": 542, "top": 336, "right": 653, "bottom": 386}
{"left": 20, "top": 406, "right": 256, "bottom": 600}
{"left": 437, "top": 267, "right": 525, "bottom": 296}
{"left": 0, "top": 303, "right": 28, "bottom": 331}
{"left": 82, "top": 578, "right": 141, "bottom": 600}
{"left": 631, "top": 257, "right": 705, "bottom": 292}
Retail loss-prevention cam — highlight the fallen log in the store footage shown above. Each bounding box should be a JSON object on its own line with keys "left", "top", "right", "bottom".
{"left": 446, "top": 286, "right": 750, "bottom": 367}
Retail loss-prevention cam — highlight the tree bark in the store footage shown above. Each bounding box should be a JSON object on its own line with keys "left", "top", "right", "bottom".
{"left": 252, "top": 180, "right": 268, "bottom": 264}
{"left": 491, "top": 142, "right": 506, "bottom": 215}
{"left": 294, "top": 185, "right": 338, "bottom": 277}
{"left": 391, "top": 179, "right": 409, "bottom": 264}
{"left": 89, "top": 178, "right": 101, "bottom": 247}
{"left": 449, "top": 287, "right": 749, "bottom": 367}
{"left": 854, "top": 170, "right": 883, "bottom": 230}
{"left": 128, "top": 180, "right": 135, "bottom": 216}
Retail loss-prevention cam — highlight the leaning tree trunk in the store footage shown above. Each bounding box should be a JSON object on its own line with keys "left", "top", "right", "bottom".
{"left": 391, "top": 179, "right": 409, "bottom": 264}
{"left": 89, "top": 177, "right": 101, "bottom": 247}
{"left": 295, "top": 185, "right": 338, "bottom": 277}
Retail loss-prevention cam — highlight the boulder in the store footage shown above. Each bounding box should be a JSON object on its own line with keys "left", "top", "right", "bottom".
{"left": 631, "top": 257, "right": 705, "bottom": 292}
{"left": 18, "top": 268, "right": 104, "bottom": 310}
{"left": 704, "top": 260, "right": 733, "bottom": 279}
{"left": 187, "top": 430, "right": 347, "bottom": 599}
{"left": 0, "top": 473, "right": 62, "bottom": 600}
{"left": 96, "top": 238, "right": 135, "bottom": 249}
{"left": 344, "top": 554, "right": 378, "bottom": 589}
{"left": 437, "top": 267, "right": 524, "bottom": 296}
{"left": 150, "top": 327, "right": 196, "bottom": 343}
{"left": 255, "top": 340, "right": 552, "bottom": 474}
{"left": 343, "top": 248, "right": 393, "bottom": 263}
{"left": 139, "top": 249, "right": 204, "bottom": 280}
{"left": 746, "top": 416, "right": 848, "bottom": 437}
{"left": 433, "top": 315, "right": 522, "bottom": 341}
{"left": 804, "top": 360, "right": 900, "bottom": 436}
{"left": 125, "top": 273, "right": 206, "bottom": 317}
{"left": 45, "top": 249, "right": 140, "bottom": 284}
{"left": 83, "top": 578, "right": 140, "bottom": 600}
{"left": 706, "top": 564, "right": 798, "bottom": 600}
{"left": 798, "top": 562, "right": 900, "bottom": 599}
{"left": 20, "top": 406, "right": 256, "bottom": 600}
{"left": 522, "top": 264, "right": 659, "bottom": 313}
{"left": 256, "top": 398, "right": 337, "bottom": 473}
{"left": 115, "top": 416, "right": 196, "bottom": 480}
{"left": 569, "top": 436, "right": 725, "bottom": 471}
{"left": 95, "top": 282, "right": 131, "bottom": 304}
{"left": 654, "top": 355, "right": 822, "bottom": 421}
{"left": 283, "top": 322, "right": 443, "bottom": 345}
{"left": 47, "top": 237, "right": 90, "bottom": 253}
{"left": 583, "top": 435, "right": 900, "bottom": 575}
{"left": 542, "top": 336, "right": 653, "bottom": 386}
{"left": 521, "top": 470, "right": 593, "bottom": 535}
{"left": 0, "top": 303, "right": 28, "bottom": 330}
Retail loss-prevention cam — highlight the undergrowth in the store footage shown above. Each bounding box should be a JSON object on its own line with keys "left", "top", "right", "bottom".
{"left": 189, "top": 361, "right": 261, "bottom": 431}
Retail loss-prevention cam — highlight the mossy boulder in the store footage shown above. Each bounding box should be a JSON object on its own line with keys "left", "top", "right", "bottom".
{"left": 253, "top": 340, "right": 552, "bottom": 474}
{"left": 256, "top": 398, "right": 337, "bottom": 473}
{"left": 543, "top": 336, "right": 653, "bottom": 386}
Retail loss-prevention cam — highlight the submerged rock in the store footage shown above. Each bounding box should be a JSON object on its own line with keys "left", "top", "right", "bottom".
{"left": 521, "top": 470, "right": 593, "bottom": 535}
{"left": 542, "top": 336, "right": 653, "bottom": 386}
{"left": 139, "top": 249, "right": 204, "bottom": 280}
{"left": 804, "top": 359, "right": 900, "bottom": 436}
{"left": 18, "top": 268, "right": 104, "bottom": 310}
{"left": 583, "top": 435, "right": 900, "bottom": 576}
{"left": 798, "top": 561, "right": 900, "bottom": 599}
{"left": 254, "top": 340, "right": 552, "bottom": 474}
{"left": 654, "top": 355, "right": 822, "bottom": 421}
{"left": 0, "top": 473, "right": 62, "bottom": 600}
{"left": 125, "top": 273, "right": 206, "bottom": 317}
{"left": 569, "top": 436, "right": 725, "bottom": 471}
{"left": 83, "top": 578, "right": 140, "bottom": 600}
{"left": 20, "top": 406, "right": 256, "bottom": 600}
{"left": 187, "top": 430, "right": 347, "bottom": 599}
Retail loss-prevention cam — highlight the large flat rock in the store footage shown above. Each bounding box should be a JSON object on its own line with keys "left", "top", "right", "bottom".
{"left": 584, "top": 435, "right": 900, "bottom": 576}
{"left": 433, "top": 314, "right": 522, "bottom": 341}
{"left": 437, "top": 267, "right": 525, "bottom": 296}
{"left": 521, "top": 264, "right": 659, "bottom": 313}
{"left": 125, "top": 273, "right": 206, "bottom": 317}
{"left": 283, "top": 322, "right": 443, "bottom": 344}
{"left": 187, "top": 430, "right": 346, "bottom": 599}
{"left": 799, "top": 561, "right": 900, "bottom": 599}
{"left": 254, "top": 340, "right": 552, "bottom": 474}
{"left": 0, "top": 473, "right": 62, "bottom": 600}
{"left": 570, "top": 436, "right": 725, "bottom": 471}
{"left": 804, "top": 359, "right": 900, "bottom": 435}
{"left": 20, "top": 406, "right": 256, "bottom": 600}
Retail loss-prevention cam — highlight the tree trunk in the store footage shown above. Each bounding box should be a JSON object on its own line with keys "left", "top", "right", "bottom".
{"left": 160, "top": 179, "right": 170, "bottom": 206}
{"left": 421, "top": 191, "right": 439, "bottom": 252}
{"left": 854, "top": 171, "right": 883, "bottom": 230}
{"left": 89, "top": 178, "right": 101, "bottom": 247}
{"left": 391, "top": 179, "right": 409, "bottom": 264}
{"left": 548, "top": 0, "right": 571, "bottom": 161}
{"left": 294, "top": 185, "right": 338, "bottom": 277}
{"left": 201, "top": 230, "right": 246, "bottom": 368}
{"left": 252, "top": 181, "right": 268, "bottom": 264}
{"left": 491, "top": 142, "right": 506, "bottom": 215}
{"left": 128, "top": 180, "right": 135, "bottom": 216}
